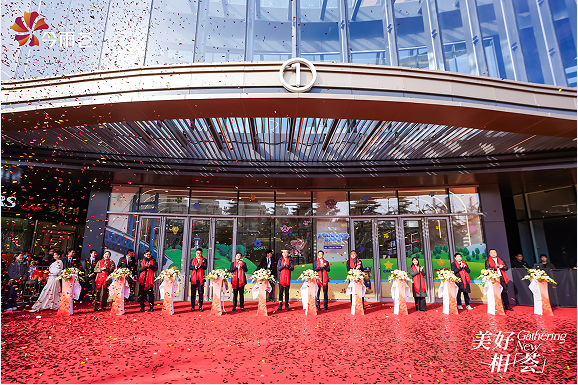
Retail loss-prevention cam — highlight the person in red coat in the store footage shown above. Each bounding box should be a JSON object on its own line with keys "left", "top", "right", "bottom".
{"left": 313, "top": 250, "right": 331, "bottom": 311}
{"left": 137, "top": 250, "right": 157, "bottom": 312}
{"left": 451, "top": 253, "right": 473, "bottom": 310}
{"left": 485, "top": 249, "right": 514, "bottom": 311}
{"left": 190, "top": 248, "right": 208, "bottom": 312}
{"left": 229, "top": 252, "right": 248, "bottom": 311}
{"left": 409, "top": 257, "right": 427, "bottom": 312}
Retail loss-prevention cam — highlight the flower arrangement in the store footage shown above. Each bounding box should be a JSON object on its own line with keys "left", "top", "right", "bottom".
{"left": 111, "top": 268, "right": 133, "bottom": 280}
{"left": 387, "top": 269, "right": 411, "bottom": 282}
{"left": 436, "top": 269, "right": 462, "bottom": 283}
{"left": 58, "top": 267, "right": 83, "bottom": 282}
{"left": 155, "top": 266, "right": 181, "bottom": 281}
{"left": 345, "top": 268, "right": 365, "bottom": 283}
{"left": 207, "top": 268, "right": 233, "bottom": 280}
{"left": 251, "top": 268, "right": 276, "bottom": 284}
{"left": 522, "top": 268, "right": 557, "bottom": 284}
{"left": 477, "top": 269, "right": 501, "bottom": 283}
{"left": 298, "top": 269, "right": 318, "bottom": 282}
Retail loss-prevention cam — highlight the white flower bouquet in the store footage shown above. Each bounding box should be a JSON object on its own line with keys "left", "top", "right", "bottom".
{"left": 436, "top": 269, "right": 462, "bottom": 283}
{"left": 387, "top": 269, "right": 411, "bottom": 282}
{"left": 522, "top": 268, "right": 557, "bottom": 284}
{"left": 345, "top": 268, "right": 365, "bottom": 283}
{"left": 207, "top": 268, "right": 233, "bottom": 280}
{"left": 251, "top": 268, "right": 276, "bottom": 284}
{"left": 298, "top": 269, "right": 318, "bottom": 282}
{"left": 58, "top": 267, "right": 83, "bottom": 282}
{"left": 477, "top": 269, "right": 501, "bottom": 282}
{"left": 111, "top": 268, "right": 133, "bottom": 280}
{"left": 155, "top": 266, "right": 181, "bottom": 281}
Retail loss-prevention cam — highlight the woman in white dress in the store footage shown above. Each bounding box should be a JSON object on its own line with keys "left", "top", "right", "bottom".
{"left": 29, "top": 250, "right": 63, "bottom": 312}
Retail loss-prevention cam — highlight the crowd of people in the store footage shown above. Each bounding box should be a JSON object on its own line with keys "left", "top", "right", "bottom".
{"left": 0, "top": 246, "right": 563, "bottom": 314}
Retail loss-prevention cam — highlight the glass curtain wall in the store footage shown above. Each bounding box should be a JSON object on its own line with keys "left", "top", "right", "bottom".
{"left": 392, "top": 0, "right": 431, "bottom": 69}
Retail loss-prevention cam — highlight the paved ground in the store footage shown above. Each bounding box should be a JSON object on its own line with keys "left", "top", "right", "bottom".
{"left": 1, "top": 300, "right": 576, "bottom": 384}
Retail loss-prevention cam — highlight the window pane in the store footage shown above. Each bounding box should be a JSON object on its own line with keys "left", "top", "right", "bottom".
{"left": 249, "top": 0, "right": 292, "bottom": 61}
{"left": 145, "top": 0, "right": 199, "bottom": 66}
{"left": 195, "top": 0, "right": 247, "bottom": 62}
{"left": 476, "top": 0, "right": 514, "bottom": 79}
{"left": 238, "top": 191, "right": 275, "bottom": 216}
{"left": 513, "top": 194, "right": 527, "bottom": 220}
{"left": 276, "top": 190, "right": 312, "bottom": 216}
{"left": 105, "top": 214, "right": 137, "bottom": 259}
{"left": 139, "top": 187, "right": 189, "bottom": 214}
{"left": 449, "top": 187, "right": 480, "bottom": 213}
{"left": 452, "top": 215, "right": 486, "bottom": 280}
{"left": 190, "top": 190, "right": 237, "bottom": 215}
{"left": 512, "top": 0, "right": 546, "bottom": 84}
{"left": 237, "top": 217, "right": 273, "bottom": 274}
{"left": 275, "top": 217, "right": 313, "bottom": 266}
{"left": 1, "top": 217, "right": 34, "bottom": 254}
{"left": 526, "top": 187, "right": 577, "bottom": 218}
{"left": 313, "top": 191, "right": 349, "bottom": 216}
{"left": 300, "top": 0, "right": 343, "bottom": 62}
{"left": 109, "top": 185, "right": 140, "bottom": 212}
{"left": 393, "top": 0, "right": 430, "bottom": 69}
{"left": 349, "top": 191, "right": 398, "bottom": 215}
{"left": 437, "top": 0, "right": 472, "bottom": 74}
{"left": 398, "top": 189, "right": 449, "bottom": 214}
{"left": 548, "top": 0, "right": 577, "bottom": 87}
{"left": 163, "top": 218, "right": 185, "bottom": 270}
{"left": 346, "top": 0, "right": 390, "bottom": 65}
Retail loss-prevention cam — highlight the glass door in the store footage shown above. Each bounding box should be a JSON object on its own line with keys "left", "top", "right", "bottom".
{"left": 378, "top": 219, "right": 399, "bottom": 301}
{"left": 402, "top": 219, "right": 431, "bottom": 301}
{"left": 136, "top": 216, "right": 163, "bottom": 299}
{"left": 186, "top": 219, "right": 211, "bottom": 301}
{"left": 351, "top": 220, "right": 376, "bottom": 299}
{"left": 426, "top": 218, "right": 452, "bottom": 302}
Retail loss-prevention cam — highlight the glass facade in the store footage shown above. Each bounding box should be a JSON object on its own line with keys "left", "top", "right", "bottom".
{"left": 2, "top": 0, "right": 575, "bottom": 87}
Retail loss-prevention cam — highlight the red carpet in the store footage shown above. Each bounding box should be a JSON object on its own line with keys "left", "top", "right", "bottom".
{"left": 1, "top": 301, "right": 576, "bottom": 384}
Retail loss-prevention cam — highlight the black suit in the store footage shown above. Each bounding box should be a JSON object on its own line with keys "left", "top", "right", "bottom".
{"left": 189, "top": 258, "right": 208, "bottom": 310}
{"left": 80, "top": 258, "right": 98, "bottom": 301}
{"left": 229, "top": 261, "right": 248, "bottom": 310}
{"left": 63, "top": 256, "right": 81, "bottom": 270}
{"left": 485, "top": 258, "right": 512, "bottom": 310}
{"left": 313, "top": 259, "right": 331, "bottom": 310}
{"left": 451, "top": 261, "right": 471, "bottom": 307}
{"left": 258, "top": 256, "right": 278, "bottom": 301}
{"left": 277, "top": 257, "right": 294, "bottom": 306}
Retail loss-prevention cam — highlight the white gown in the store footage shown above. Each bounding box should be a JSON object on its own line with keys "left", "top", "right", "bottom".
{"left": 29, "top": 260, "right": 63, "bottom": 312}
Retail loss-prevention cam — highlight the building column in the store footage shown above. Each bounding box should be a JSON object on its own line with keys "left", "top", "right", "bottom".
{"left": 81, "top": 183, "right": 112, "bottom": 262}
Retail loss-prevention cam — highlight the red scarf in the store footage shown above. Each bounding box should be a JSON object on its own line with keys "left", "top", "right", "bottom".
{"left": 190, "top": 256, "right": 204, "bottom": 284}
{"left": 317, "top": 258, "right": 329, "bottom": 288}
{"left": 139, "top": 259, "right": 155, "bottom": 291}
{"left": 456, "top": 261, "right": 471, "bottom": 285}
{"left": 411, "top": 264, "right": 426, "bottom": 294}
{"left": 488, "top": 257, "right": 509, "bottom": 283}
{"left": 280, "top": 256, "right": 291, "bottom": 287}
{"left": 349, "top": 257, "right": 359, "bottom": 270}
{"left": 232, "top": 260, "right": 246, "bottom": 289}
{"left": 95, "top": 259, "right": 111, "bottom": 290}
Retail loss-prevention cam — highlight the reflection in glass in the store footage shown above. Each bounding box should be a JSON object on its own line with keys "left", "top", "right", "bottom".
{"left": 276, "top": 191, "right": 312, "bottom": 216}
{"left": 350, "top": 191, "right": 398, "bottom": 215}
{"left": 238, "top": 191, "right": 275, "bottom": 216}
{"left": 163, "top": 218, "right": 184, "bottom": 269}
{"left": 346, "top": 0, "right": 390, "bottom": 65}
{"left": 313, "top": 191, "right": 349, "bottom": 216}
{"left": 512, "top": 0, "right": 546, "bottom": 84}
{"left": 188, "top": 219, "right": 210, "bottom": 298}
{"left": 476, "top": 0, "right": 514, "bottom": 79}
{"left": 214, "top": 219, "right": 234, "bottom": 269}
{"left": 452, "top": 215, "right": 485, "bottom": 279}
{"left": 526, "top": 187, "right": 577, "bottom": 218}
{"left": 105, "top": 214, "right": 137, "bottom": 256}
{"left": 300, "top": 0, "right": 342, "bottom": 62}
{"left": 449, "top": 187, "right": 480, "bottom": 213}
{"left": 190, "top": 190, "right": 237, "bottom": 215}
{"left": 428, "top": 218, "right": 450, "bottom": 273}
{"left": 403, "top": 219, "right": 424, "bottom": 272}
{"left": 398, "top": 189, "right": 449, "bottom": 214}
{"left": 352, "top": 219, "right": 375, "bottom": 297}
{"left": 195, "top": 0, "right": 247, "bottom": 62}
{"left": 316, "top": 218, "right": 349, "bottom": 280}
{"left": 237, "top": 217, "right": 272, "bottom": 274}
{"left": 247, "top": 0, "right": 292, "bottom": 61}
{"left": 137, "top": 217, "right": 161, "bottom": 261}
{"left": 275, "top": 217, "right": 312, "bottom": 266}
{"left": 548, "top": 0, "right": 577, "bottom": 87}
{"left": 109, "top": 185, "right": 140, "bottom": 212}
{"left": 1, "top": 217, "right": 34, "bottom": 254}
{"left": 139, "top": 187, "right": 189, "bottom": 214}
{"left": 393, "top": 0, "right": 430, "bottom": 69}
{"left": 437, "top": 0, "right": 471, "bottom": 74}
{"left": 145, "top": 0, "right": 199, "bottom": 66}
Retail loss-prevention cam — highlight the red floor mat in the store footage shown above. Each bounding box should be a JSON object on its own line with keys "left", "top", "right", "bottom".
{"left": 1, "top": 301, "right": 576, "bottom": 384}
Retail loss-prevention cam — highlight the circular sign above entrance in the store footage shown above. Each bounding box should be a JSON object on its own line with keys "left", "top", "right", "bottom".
{"left": 279, "top": 58, "right": 317, "bottom": 93}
